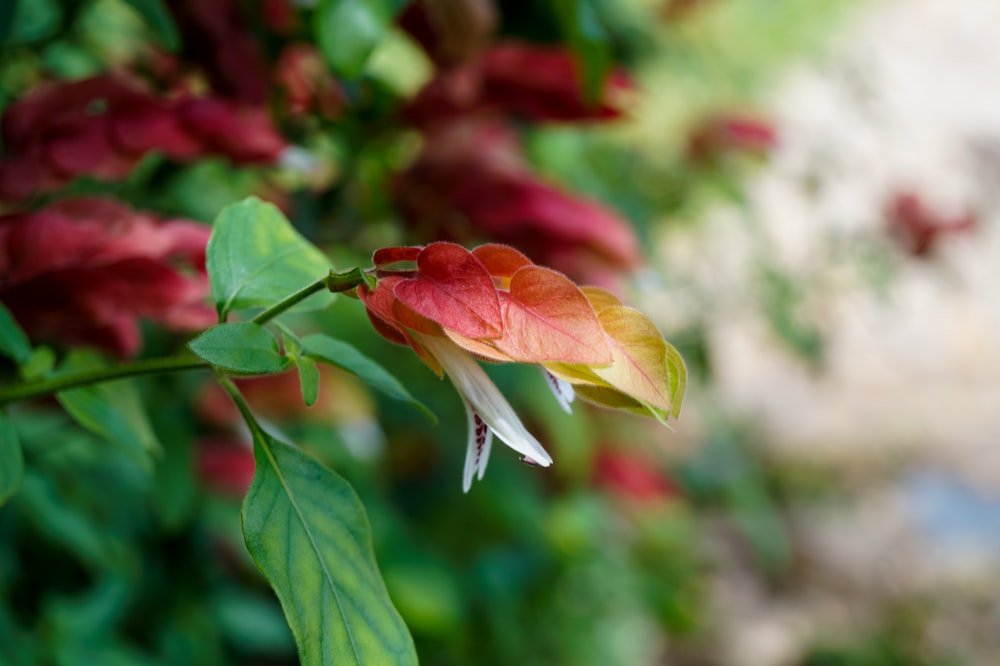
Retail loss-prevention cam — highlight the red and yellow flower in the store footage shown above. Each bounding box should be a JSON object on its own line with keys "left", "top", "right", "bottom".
{"left": 358, "top": 242, "right": 685, "bottom": 491}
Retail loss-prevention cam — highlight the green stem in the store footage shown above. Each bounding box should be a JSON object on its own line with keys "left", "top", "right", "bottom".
{"left": 0, "top": 353, "right": 209, "bottom": 406}
{"left": 0, "top": 268, "right": 369, "bottom": 407}
{"left": 249, "top": 268, "right": 366, "bottom": 325}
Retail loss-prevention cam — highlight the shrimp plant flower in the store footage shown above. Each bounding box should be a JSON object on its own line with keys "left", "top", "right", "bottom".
{"left": 358, "top": 242, "right": 686, "bottom": 492}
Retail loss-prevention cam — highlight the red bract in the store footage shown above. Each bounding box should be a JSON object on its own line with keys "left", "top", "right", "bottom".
{"left": 0, "top": 75, "right": 286, "bottom": 202}
{"left": 394, "top": 121, "right": 640, "bottom": 285}
{"left": 686, "top": 112, "right": 778, "bottom": 165}
{"left": 405, "top": 41, "right": 631, "bottom": 128}
{"left": 0, "top": 197, "right": 213, "bottom": 357}
{"left": 359, "top": 242, "right": 685, "bottom": 491}
{"left": 886, "top": 191, "right": 975, "bottom": 258}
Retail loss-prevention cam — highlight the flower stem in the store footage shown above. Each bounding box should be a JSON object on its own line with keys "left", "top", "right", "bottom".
{"left": 248, "top": 268, "right": 366, "bottom": 326}
{"left": 0, "top": 353, "right": 209, "bottom": 406}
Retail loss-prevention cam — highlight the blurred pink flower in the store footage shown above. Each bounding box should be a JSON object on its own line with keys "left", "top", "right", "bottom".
{"left": 274, "top": 44, "right": 346, "bottom": 120}
{"left": 593, "top": 448, "right": 678, "bottom": 504}
{"left": 394, "top": 121, "right": 640, "bottom": 287}
{"left": 0, "top": 197, "right": 213, "bottom": 357}
{"left": 886, "top": 191, "right": 975, "bottom": 258}
{"left": 405, "top": 41, "right": 631, "bottom": 128}
{"left": 197, "top": 437, "right": 256, "bottom": 497}
{"left": 0, "top": 75, "right": 286, "bottom": 201}
{"left": 685, "top": 112, "right": 778, "bottom": 165}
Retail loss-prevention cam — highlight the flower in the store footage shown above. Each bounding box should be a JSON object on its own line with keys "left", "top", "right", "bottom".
{"left": 358, "top": 242, "right": 685, "bottom": 491}
{"left": 404, "top": 41, "right": 631, "bottom": 129}
{"left": 393, "top": 119, "right": 641, "bottom": 288}
{"left": 0, "top": 197, "right": 214, "bottom": 356}
{"left": 0, "top": 75, "right": 286, "bottom": 201}
{"left": 685, "top": 112, "right": 778, "bottom": 165}
{"left": 886, "top": 191, "right": 975, "bottom": 257}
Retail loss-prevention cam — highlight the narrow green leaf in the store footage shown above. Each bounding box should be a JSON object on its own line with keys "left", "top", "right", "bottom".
{"left": 242, "top": 429, "right": 417, "bottom": 665}
{"left": 189, "top": 323, "right": 291, "bottom": 375}
{"left": 296, "top": 356, "right": 320, "bottom": 407}
{"left": 0, "top": 411, "right": 23, "bottom": 505}
{"left": 120, "top": 0, "right": 180, "bottom": 51}
{"left": 55, "top": 351, "right": 161, "bottom": 467}
{"left": 0, "top": 302, "right": 32, "bottom": 365}
{"left": 207, "top": 197, "right": 333, "bottom": 320}
{"left": 665, "top": 343, "right": 687, "bottom": 419}
{"left": 302, "top": 334, "right": 435, "bottom": 421}
{"left": 314, "top": 0, "right": 401, "bottom": 78}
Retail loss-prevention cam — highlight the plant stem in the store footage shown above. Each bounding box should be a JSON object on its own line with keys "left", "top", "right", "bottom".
{"left": 249, "top": 268, "right": 366, "bottom": 326}
{"left": 0, "top": 269, "right": 368, "bottom": 407}
{"left": 0, "top": 353, "right": 209, "bottom": 406}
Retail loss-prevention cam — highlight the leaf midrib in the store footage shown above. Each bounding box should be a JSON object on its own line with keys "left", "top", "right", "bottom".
{"left": 258, "top": 432, "right": 363, "bottom": 665}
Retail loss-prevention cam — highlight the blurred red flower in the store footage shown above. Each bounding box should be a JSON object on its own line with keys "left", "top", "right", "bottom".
{"left": 685, "top": 112, "right": 778, "bottom": 165}
{"left": 886, "top": 191, "right": 975, "bottom": 258}
{"left": 405, "top": 41, "right": 631, "bottom": 129}
{"left": 0, "top": 197, "right": 213, "bottom": 356}
{"left": 593, "top": 448, "right": 678, "bottom": 504}
{"left": 274, "top": 44, "right": 346, "bottom": 120}
{"left": 197, "top": 437, "right": 256, "bottom": 497}
{"left": 0, "top": 75, "right": 286, "bottom": 202}
{"left": 394, "top": 121, "right": 640, "bottom": 287}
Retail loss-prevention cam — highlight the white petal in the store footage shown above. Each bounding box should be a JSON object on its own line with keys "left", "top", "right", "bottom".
{"left": 541, "top": 368, "right": 575, "bottom": 414}
{"left": 420, "top": 335, "right": 553, "bottom": 468}
{"left": 461, "top": 398, "right": 494, "bottom": 492}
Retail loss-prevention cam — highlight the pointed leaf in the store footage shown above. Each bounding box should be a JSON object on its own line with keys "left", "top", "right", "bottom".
{"left": 297, "top": 355, "right": 320, "bottom": 407}
{"left": 243, "top": 429, "right": 417, "bottom": 665}
{"left": 0, "top": 302, "right": 32, "bottom": 365}
{"left": 207, "top": 197, "right": 333, "bottom": 320}
{"left": 393, "top": 243, "right": 502, "bottom": 339}
{"left": 491, "top": 266, "right": 611, "bottom": 364}
{"left": 314, "top": 0, "right": 402, "bottom": 78}
{"left": 665, "top": 342, "right": 686, "bottom": 419}
{"left": 590, "top": 306, "right": 673, "bottom": 413}
{"left": 0, "top": 411, "right": 23, "bottom": 505}
{"left": 56, "top": 351, "right": 161, "bottom": 467}
{"left": 302, "top": 334, "right": 435, "bottom": 421}
{"left": 189, "top": 323, "right": 291, "bottom": 375}
{"left": 472, "top": 244, "right": 533, "bottom": 278}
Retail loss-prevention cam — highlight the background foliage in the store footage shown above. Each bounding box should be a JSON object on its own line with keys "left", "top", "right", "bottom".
{"left": 0, "top": 0, "right": 977, "bottom": 664}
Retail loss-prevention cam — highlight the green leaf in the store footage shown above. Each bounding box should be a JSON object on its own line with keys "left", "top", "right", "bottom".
{"left": 665, "top": 343, "right": 687, "bottom": 419}
{"left": 314, "top": 0, "right": 402, "bottom": 78}
{"left": 551, "top": 0, "right": 612, "bottom": 102}
{"left": 120, "top": 0, "right": 180, "bottom": 51}
{"left": 55, "top": 351, "right": 161, "bottom": 468}
{"left": 20, "top": 346, "right": 55, "bottom": 381}
{"left": 0, "top": 302, "right": 32, "bottom": 365}
{"left": 189, "top": 323, "right": 291, "bottom": 375}
{"left": 207, "top": 197, "right": 333, "bottom": 320}
{"left": 296, "top": 355, "right": 320, "bottom": 408}
{"left": 0, "top": 411, "right": 23, "bottom": 505}
{"left": 301, "top": 334, "right": 434, "bottom": 421}
{"left": 242, "top": 427, "right": 417, "bottom": 666}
